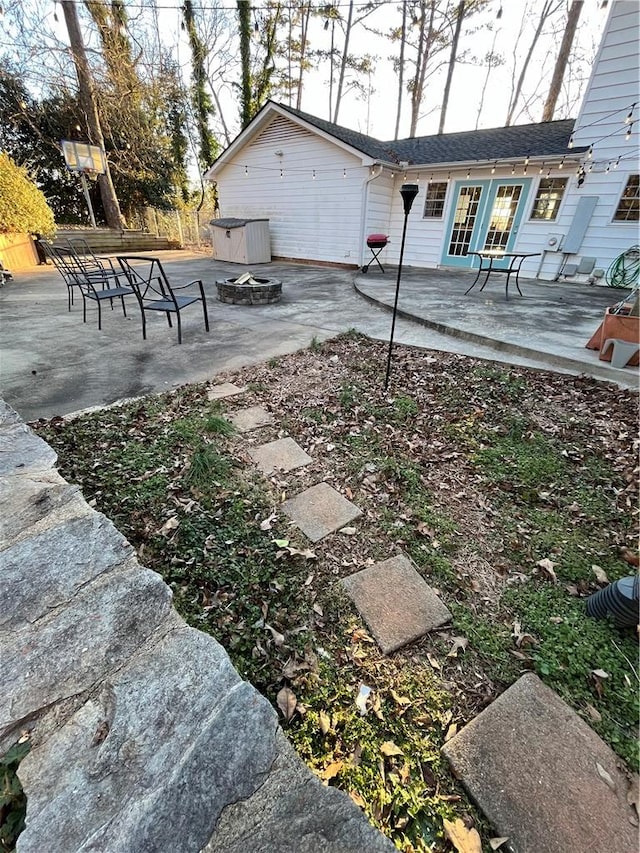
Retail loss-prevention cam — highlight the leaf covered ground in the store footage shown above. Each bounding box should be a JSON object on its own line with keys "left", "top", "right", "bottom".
{"left": 34, "top": 333, "right": 639, "bottom": 852}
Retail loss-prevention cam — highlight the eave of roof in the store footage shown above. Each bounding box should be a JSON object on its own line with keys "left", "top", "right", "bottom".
{"left": 276, "top": 103, "right": 586, "bottom": 166}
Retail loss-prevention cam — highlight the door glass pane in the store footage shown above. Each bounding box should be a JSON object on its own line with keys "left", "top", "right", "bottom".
{"left": 448, "top": 186, "right": 483, "bottom": 256}
{"left": 483, "top": 185, "right": 522, "bottom": 252}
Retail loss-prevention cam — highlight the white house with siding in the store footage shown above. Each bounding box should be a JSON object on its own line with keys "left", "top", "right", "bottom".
{"left": 206, "top": 0, "right": 639, "bottom": 284}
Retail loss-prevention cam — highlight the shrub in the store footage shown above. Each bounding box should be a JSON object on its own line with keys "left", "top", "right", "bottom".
{"left": 0, "top": 152, "right": 55, "bottom": 238}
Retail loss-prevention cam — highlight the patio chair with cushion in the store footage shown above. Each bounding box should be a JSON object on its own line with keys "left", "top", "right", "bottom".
{"left": 116, "top": 256, "right": 209, "bottom": 344}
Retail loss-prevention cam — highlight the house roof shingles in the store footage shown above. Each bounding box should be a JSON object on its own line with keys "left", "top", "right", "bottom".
{"left": 276, "top": 102, "right": 583, "bottom": 166}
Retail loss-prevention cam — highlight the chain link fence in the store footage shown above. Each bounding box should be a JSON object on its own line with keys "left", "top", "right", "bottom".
{"left": 130, "top": 203, "right": 219, "bottom": 249}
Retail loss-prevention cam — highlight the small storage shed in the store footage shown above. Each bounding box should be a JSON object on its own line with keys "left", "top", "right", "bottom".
{"left": 210, "top": 218, "right": 271, "bottom": 264}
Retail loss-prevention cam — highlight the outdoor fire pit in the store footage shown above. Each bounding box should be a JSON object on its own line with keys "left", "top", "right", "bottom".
{"left": 215, "top": 273, "right": 282, "bottom": 305}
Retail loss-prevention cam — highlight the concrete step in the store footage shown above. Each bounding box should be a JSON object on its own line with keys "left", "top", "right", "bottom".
{"left": 54, "top": 229, "right": 174, "bottom": 254}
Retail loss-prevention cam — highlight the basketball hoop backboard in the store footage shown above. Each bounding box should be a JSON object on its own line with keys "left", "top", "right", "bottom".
{"left": 61, "top": 140, "right": 107, "bottom": 174}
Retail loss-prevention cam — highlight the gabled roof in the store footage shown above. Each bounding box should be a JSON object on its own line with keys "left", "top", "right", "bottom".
{"left": 275, "top": 102, "right": 400, "bottom": 163}
{"left": 277, "top": 102, "right": 584, "bottom": 165}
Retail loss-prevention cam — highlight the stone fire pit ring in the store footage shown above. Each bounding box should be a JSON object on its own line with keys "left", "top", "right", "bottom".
{"left": 216, "top": 277, "right": 282, "bottom": 305}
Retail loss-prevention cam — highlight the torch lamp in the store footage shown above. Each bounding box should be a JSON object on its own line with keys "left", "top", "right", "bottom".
{"left": 384, "top": 183, "right": 419, "bottom": 391}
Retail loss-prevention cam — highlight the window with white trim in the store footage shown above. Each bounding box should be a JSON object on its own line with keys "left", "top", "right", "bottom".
{"left": 613, "top": 174, "right": 639, "bottom": 222}
{"left": 530, "top": 177, "right": 567, "bottom": 220}
{"left": 422, "top": 182, "right": 448, "bottom": 218}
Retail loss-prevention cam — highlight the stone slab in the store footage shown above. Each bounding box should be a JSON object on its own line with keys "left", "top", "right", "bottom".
{"left": 0, "top": 472, "right": 90, "bottom": 550}
{"left": 342, "top": 554, "right": 451, "bottom": 654}
{"left": 204, "top": 730, "right": 395, "bottom": 853}
{"left": 1, "top": 565, "right": 172, "bottom": 738}
{"left": 17, "top": 627, "right": 278, "bottom": 853}
{"left": 249, "top": 437, "right": 312, "bottom": 475}
{"left": 281, "top": 482, "right": 362, "bottom": 542}
{"left": 227, "top": 406, "right": 274, "bottom": 433}
{"left": 442, "top": 673, "right": 638, "bottom": 853}
{"left": 207, "top": 382, "right": 246, "bottom": 401}
{"left": 1, "top": 513, "right": 134, "bottom": 630}
{"left": 0, "top": 421, "right": 57, "bottom": 475}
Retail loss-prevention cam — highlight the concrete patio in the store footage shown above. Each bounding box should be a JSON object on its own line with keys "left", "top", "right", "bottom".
{"left": 0, "top": 250, "right": 636, "bottom": 422}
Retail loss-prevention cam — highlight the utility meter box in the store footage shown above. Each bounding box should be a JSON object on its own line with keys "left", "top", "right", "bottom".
{"left": 210, "top": 218, "right": 271, "bottom": 264}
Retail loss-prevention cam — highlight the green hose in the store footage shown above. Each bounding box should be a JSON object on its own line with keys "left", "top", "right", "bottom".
{"left": 606, "top": 245, "right": 640, "bottom": 287}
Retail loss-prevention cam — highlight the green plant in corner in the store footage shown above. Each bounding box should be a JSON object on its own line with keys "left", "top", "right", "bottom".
{"left": 0, "top": 740, "right": 30, "bottom": 853}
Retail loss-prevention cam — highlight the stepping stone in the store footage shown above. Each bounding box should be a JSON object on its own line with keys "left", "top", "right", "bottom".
{"left": 342, "top": 554, "right": 451, "bottom": 654}
{"left": 207, "top": 382, "right": 246, "bottom": 401}
{"left": 249, "top": 437, "right": 312, "bottom": 475}
{"left": 281, "top": 482, "right": 361, "bottom": 543}
{"left": 442, "top": 673, "right": 638, "bottom": 853}
{"left": 227, "top": 406, "right": 274, "bottom": 433}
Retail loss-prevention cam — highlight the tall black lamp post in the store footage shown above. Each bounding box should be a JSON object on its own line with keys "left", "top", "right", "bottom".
{"left": 384, "top": 183, "right": 419, "bottom": 391}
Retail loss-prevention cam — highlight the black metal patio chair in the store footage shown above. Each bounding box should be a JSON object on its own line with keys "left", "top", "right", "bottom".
{"left": 116, "top": 256, "right": 209, "bottom": 344}
{"left": 40, "top": 239, "right": 135, "bottom": 329}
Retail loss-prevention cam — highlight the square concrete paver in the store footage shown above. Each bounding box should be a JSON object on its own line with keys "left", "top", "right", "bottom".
{"left": 227, "top": 406, "right": 274, "bottom": 433}
{"left": 342, "top": 554, "right": 451, "bottom": 654}
{"left": 281, "top": 482, "right": 361, "bottom": 543}
{"left": 442, "top": 673, "right": 638, "bottom": 853}
{"left": 207, "top": 383, "right": 246, "bottom": 401}
{"left": 249, "top": 437, "right": 312, "bottom": 475}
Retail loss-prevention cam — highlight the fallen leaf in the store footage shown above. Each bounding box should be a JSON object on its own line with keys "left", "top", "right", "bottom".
{"left": 390, "top": 689, "right": 411, "bottom": 706}
{"left": 536, "top": 557, "right": 557, "bottom": 582}
{"left": 591, "top": 668, "right": 610, "bottom": 679}
{"left": 592, "top": 564, "right": 609, "bottom": 585}
{"left": 276, "top": 686, "right": 297, "bottom": 722}
{"left": 265, "top": 623, "right": 285, "bottom": 647}
{"left": 319, "top": 709, "right": 331, "bottom": 735}
{"left": 349, "top": 790, "right": 366, "bottom": 808}
{"left": 340, "top": 526, "right": 357, "bottom": 535}
{"left": 443, "top": 817, "right": 482, "bottom": 853}
{"left": 427, "top": 653, "right": 442, "bottom": 671}
{"left": 620, "top": 548, "right": 640, "bottom": 567}
{"left": 380, "top": 740, "right": 403, "bottom": 757}
{"left": 585, "top": 703, "right": 602, "bottom": 723}
{"left": 549, "top": 616, "right": 564, "bottom": 624}
{"left": 445, "top": 722, "right": 458, "bottom": 741}
{"left": 319, "top": 760, "right": 343, "bottom": 781}
{"left": 159, "top": 516, "right": 179, "bottom": 536}
{"left": 313, "top": 603, "right": 324, "bottom": 616}
{"left": 272, "top": 538, "right": 289, "bottom": 548}
{"left": 260, "top": 512, "right": 277, "bottom": 530}
{"left": 596, "top": 762, "right": 616, "bottom": 791}
{"left": 489, "top": 838, "right": 510, "bottom": 851}
{"left": 447, "top": 636, "right": 469, "bottom": 657}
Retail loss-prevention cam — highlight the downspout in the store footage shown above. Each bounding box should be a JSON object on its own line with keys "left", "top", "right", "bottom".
{"left": 359, "top": 164, "right": 384, "bottom": 268}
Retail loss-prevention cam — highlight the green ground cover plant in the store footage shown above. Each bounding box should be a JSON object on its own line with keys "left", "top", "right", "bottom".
{"left": 34, "top": 334, "right": 638, "bottom": 852}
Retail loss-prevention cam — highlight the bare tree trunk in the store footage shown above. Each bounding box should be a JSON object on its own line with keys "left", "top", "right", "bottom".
{"left": 332, "top": 0, "right": 354, "bottom": 123}
{"left": 295, "top": 3, "right": 311, "bottom": 110}
{"left": 394, "top": 0, "right": 407, "bottom": 140}
{"left": 506, "top": 0, "right": 560, "bottom": 126}
{"left": 438, "top": 0, "right": 465, "bottom": 134}
{"left": 61, "top": 0, "right": 125, "bottom": 229}
{"left": 475, "top": 26, "right": 498, "bottom": 129}
{"left": 541, "top": 0, "right": 583, "bottom": 121}
{"left": 410, "top": 0, "right": 436, "bottom": 137}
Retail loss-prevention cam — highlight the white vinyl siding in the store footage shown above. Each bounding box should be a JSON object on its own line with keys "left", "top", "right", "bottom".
{"left": 214, "top": 115, "right": 367, "bottom": 264}
{"left": 533, "top": 1, "right": 640, "bottom": 278}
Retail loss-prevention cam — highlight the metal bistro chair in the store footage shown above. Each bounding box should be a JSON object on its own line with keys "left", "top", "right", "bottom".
{"left": 117, "top": 256, "right": 209, "bottom": 344}
{"left": 40, "top": 240, "right": 86, "bottom": 310}
{"left": 41, "top": 239, "right": 135, "bottom": 329}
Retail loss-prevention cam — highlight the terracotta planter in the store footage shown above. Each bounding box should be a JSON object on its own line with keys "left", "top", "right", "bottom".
{"left": 0, "top": 233, "right": 38, "bottom": 271}
{"left": 586, "top": 307, "right": 640, "bottom": 366}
